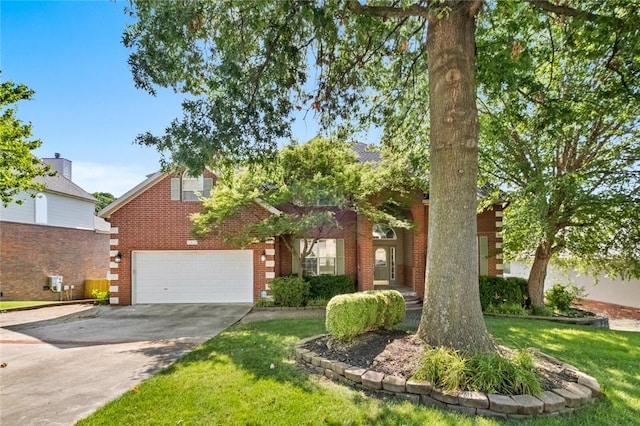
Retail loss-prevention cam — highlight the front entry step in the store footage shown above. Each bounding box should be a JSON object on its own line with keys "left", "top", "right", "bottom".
{"left": 374, "top": 284, "right": 423, "bottom": 310}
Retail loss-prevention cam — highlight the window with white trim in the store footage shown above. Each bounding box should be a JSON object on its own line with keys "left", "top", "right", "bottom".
{"left": 171, "top": 172, "right": 214, "bottom": 201}
{"left": 301, "top": 239, "right": 337, "bottom": 276}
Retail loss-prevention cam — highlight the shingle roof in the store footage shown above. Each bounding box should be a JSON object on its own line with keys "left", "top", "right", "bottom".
{"left": 34, "top": 174, "right": 97, "bottom": 202}
{"left": 351, "top": 142, "right": 381, "bottom": 163}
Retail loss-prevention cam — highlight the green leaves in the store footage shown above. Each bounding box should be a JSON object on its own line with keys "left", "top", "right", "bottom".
{"left": 0, "top": 79, "right": 52, "bottom": 206}
{"left": 478, "top": 1, "right": 640, "bottom": 281}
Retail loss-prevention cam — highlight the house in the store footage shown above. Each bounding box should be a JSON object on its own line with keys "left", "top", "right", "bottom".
{"left": 0, "top": 155, "right": 110, "bottom": 301}
{"left": 508, "top": 261, "right": 640, "bottom": 310}
{"left": 98, "top": 157, "right": 504, "bottom": 306}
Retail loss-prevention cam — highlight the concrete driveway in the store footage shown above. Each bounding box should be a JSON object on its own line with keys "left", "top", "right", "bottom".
{"left": 0, "top": 303, "right": 251, "bottom": 426}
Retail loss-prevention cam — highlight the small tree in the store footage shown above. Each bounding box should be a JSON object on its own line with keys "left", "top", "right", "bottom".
{"left": 0, "top": 78, "right": 52, "bottom": 205}
{"left": 191, "top": 137, "right": 415, "bottom": 275}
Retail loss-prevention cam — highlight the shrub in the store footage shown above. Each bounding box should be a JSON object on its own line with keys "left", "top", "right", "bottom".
{"left": 484, "top": 302, "right": 528, "bottom": 316}
{"left": 254, "top": 299, "right": 275, "bottom": 308}
{"left": 545, "top": 284, "right": 586, "bottom": 312}
{"left": 529, "top": 305, "right": 554, "bottom": 317}
{"left": 306, "top": 275, "right": 355, "bottom": 300}
{"left": 325, "top": 290, "right": 405, "bottom": 342}
{"left": 412, "top": 347, "right": 541, "bottom": 395}
{"left": 91, "top": 289, "right": 109, "bottom": 305}
{"left": 270, "top": 276, "right": 310, "bottom": 307}
{"left": 306, "top": 297, "right": 329, "bottom": 307}
{"left": 479, "top": 276, "right": 527, "bottom": 311}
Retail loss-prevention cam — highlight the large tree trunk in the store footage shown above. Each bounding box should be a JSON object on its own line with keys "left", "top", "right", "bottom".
{"left": 528, "top": 243, "right": 552, "bottom": 308}
{"left": 418, "top": 1, "right": 494, "bottom": 353}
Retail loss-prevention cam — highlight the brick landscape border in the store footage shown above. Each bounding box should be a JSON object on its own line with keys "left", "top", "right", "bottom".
{"left": 295, "top": 335, "right": 601, "bottom": 419}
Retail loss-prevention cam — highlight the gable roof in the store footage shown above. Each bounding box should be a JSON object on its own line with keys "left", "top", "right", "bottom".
{"left": 34, "top": 174, "right": 97, "bottom": 202}
{"left": 98, "top": 171, "right": 283, "bottom": 219}
{"left": 98, "top": 172, "right": 164, "bottom": 218}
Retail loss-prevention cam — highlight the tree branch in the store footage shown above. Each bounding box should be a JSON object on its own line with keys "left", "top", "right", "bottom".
{"left": 347, "top": 0, "right": 431, "bottom": 19}
{"left": 526, "top": 0, "right": 620, "bottom": 24}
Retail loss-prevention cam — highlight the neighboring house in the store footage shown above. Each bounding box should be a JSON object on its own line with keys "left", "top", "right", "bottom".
{"left": 98, "top": 151, "right": 504, "bottom": 306}
{"left": 0, "top": 155, "right": 110, "bottom": 301}
{"left": 508, "top": 261, "right": 640, "bottom": 309}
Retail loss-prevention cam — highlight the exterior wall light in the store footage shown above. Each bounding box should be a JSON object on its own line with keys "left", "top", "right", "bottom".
{"left": 260, "top": 251, "right": 267, "bottom": 262}
{"left": 114, "top": 252, "right": 122, "bottom": 263}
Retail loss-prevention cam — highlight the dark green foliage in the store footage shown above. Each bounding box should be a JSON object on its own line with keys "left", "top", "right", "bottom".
{"left": 545, "top": 284, "right": 586, "bottom": 312}
{"left": 478, "top": 276, "right": 528, "bottom": 311}
{"left": 306, "top": 275, "right": 355, "bottom": 301}
{"left": 92, "top": 192, "right": 117, "bottom": 213}
{"left": 269, "top": 276, "right": 310, "bottom": 308}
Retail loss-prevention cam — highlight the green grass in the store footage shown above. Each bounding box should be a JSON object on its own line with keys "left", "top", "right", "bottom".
{"left": 78, "top": 317, "right": 640, "bottom": 426}
{"left": 0, "top": 301, "right": 58, "bottom": 310}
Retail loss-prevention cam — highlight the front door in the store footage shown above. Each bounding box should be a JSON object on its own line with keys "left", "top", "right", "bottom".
{"left": 373, "top": 246, "right": 395, "bottom": 285}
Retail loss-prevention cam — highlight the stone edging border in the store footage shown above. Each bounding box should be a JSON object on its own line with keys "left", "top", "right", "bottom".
{"left": 295, "top": 335, "right": 601, "bottom": 420}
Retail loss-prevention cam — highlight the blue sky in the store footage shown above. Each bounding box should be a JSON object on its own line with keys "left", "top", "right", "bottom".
{"left": 2, "top": 0, "right": 321, "bottom": 196}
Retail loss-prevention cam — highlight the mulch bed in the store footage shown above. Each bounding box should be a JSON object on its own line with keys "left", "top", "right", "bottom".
{"left": 303, "top": 329, "right": 574, "bottom": 391}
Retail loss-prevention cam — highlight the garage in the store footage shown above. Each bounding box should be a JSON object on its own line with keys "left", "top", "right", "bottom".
{"left": 132, "top": 250, "right": 254, "bottom": 304}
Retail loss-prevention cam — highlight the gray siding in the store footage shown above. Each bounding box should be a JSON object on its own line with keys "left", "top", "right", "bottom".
{"left": 0, "top": 193, "right": 36, "bottom": 224}
{"left": 47, "top": 193, "right": 95, "bottom": 229}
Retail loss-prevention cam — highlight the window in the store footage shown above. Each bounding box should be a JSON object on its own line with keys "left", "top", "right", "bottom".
{"left": 301, "top": 239, "right": 337, "bottom": 276}
{"left": 171, "top": 173, "right": 213, "bottom": 201}
{"left": 372, "top": 224, "right": 396, "bottom": 239}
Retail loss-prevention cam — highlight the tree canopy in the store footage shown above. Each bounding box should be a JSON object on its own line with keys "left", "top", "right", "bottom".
{"left": 123, "top": 0, "right": 638, "bottom": 352}
{"left": 0, "top": 78, "right": 51, "bottom": 206}
{"left": 477, "top": 1, "right": 640, "bottom": 307}
{"left": 92, "top": 192, "right": 117, "bottom": 213}
{"left": 191, "top": 137, "right": 417, "bottom": 275}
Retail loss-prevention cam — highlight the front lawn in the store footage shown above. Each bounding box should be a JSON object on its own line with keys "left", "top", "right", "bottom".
{"left": 78, "top": 317, "right": 639, "bottom": 425}
{"left": 0, "top": 301, "right": 58, "bottom": 310}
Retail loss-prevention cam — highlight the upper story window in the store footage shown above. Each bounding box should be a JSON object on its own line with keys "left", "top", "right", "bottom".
{"left": 171, "top": 172, "right": 214, "bottom": 201}
{"left": 372, "top": 224, "right": 396, "bottom": 239}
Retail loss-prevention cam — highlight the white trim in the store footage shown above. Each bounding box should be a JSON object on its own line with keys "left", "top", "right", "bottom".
{"left": 496, "top": 221, "right": 503, "bottom": 228}
{"left": 109, "top": 262, "right": 119, "bottom": 268}
{"left": 495, "top": 211, "right": 503, "bottom": 218}
{"left": 109, "top": 250, "right": 119, "bottom": 256}
{"left": 110, "top": 227, "right": 119, "bottom": 234}
{"left": 109, "top": 297, "right": 119, "bottom": 304}
{"left": 496, "top": 254, "right": 503, "bottom": 259}
{"left": 265, "top": 260, "right": 275, "bottom": 268}
{"left": 109, "top": 285, "right": 119, "bottom": 292}
{"left": 109, "top": 239, "right": 119, "bottom": 246}
{"left": 108, "top": 273, "right": 119, "bottom": 280}
{"left": 186, "top": 240, "right": 198, "bottom": 245}
{"left": 254, "top": 198, "right": 282, "bottom": 216}
{"left": 98, "top": 172, "right": 165, "bottom": 218}
{"left": 265, "top": 237, "right": 276, "bottom": 244}
{"left": 495, "top": 232, "right": 503, "bottom": 239}
{"left": 266, "top": 271, "right": 275, "bottom": 279}
{"left": 265, "top": 248, "right": 275, "bottom": 256}
{"left": 496, "top": 264, "right": 504, "bottom": 270}
{"left": 496, "top": 242, "right": 503, "bottom": 249}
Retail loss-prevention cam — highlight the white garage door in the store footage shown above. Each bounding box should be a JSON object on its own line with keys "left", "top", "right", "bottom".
{"left": 133, "top": 250, "right": 253, "bottom": 304}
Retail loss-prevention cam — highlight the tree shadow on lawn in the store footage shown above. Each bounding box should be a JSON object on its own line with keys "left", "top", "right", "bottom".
{"left": 156, "top": 318, "right": 326, "bottom": 390}
{"left": 486, "top": 317, "right": 640, "bottom": 423}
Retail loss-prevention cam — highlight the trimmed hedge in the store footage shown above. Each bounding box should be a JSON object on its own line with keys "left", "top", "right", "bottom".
{"left": 326, "top": 290, "right": 406, "bottom": 342}
{"left": 306, "top": 275, "right": 356, "bottom": 300}
{"left": 479, "top": 276, "right": 528, "bottom": 311}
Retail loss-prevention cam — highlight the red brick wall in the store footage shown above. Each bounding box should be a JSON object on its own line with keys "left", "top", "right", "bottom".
{"left": 106, "top": 172, "right": 272, "bottom": 305}
{"left": 0, "top": 221, "right": 109, "bottom": 301}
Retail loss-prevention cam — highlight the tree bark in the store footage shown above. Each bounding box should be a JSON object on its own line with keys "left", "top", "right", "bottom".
{"left": 528, "top": 243, "right": 552, "bottom": 308}
{"left": 417, "top": 1, "right": 494, "bottom": 353}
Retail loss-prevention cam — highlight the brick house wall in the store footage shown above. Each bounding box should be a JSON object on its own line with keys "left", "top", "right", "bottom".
{"left": 0, "top": 221, "right": 109, "bottom": 301}
{"left": 105, "top": 172, "right": 273, "bottom": 305}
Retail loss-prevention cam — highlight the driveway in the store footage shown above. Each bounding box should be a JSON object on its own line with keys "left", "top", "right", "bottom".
{"left": 0, "top": 303, "right": 251, "bottom": 426}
